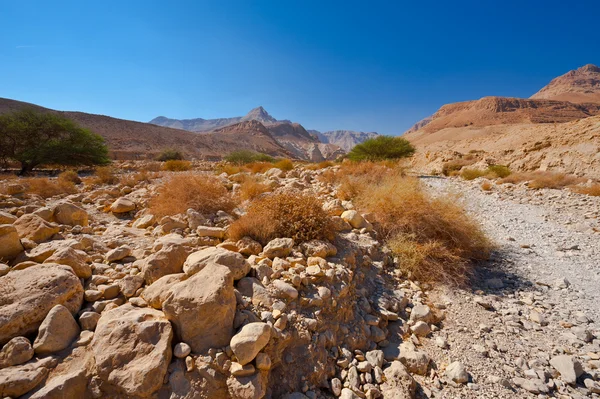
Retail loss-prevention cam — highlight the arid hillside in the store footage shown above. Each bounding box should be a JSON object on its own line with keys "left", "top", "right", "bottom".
{"left": 531, "top": 64, "right": 600, "bottom": 104}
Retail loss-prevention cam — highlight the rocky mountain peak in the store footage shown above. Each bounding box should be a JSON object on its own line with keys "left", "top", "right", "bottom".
{"left": 243, "top": 106, "right": 277, "bottom": 124}
{"left": 530, "top": 63, "right": 600, "bottom": 103}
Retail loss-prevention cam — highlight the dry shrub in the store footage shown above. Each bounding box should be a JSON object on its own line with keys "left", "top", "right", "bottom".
{"left": 480, "top": 181, "right": 493, "bottom": 191}
{"left": 318, "top": 169, "right": 339, "bottom": 186}
{"left": 461, "top": 169, "right": 486, "bottom": 180}
{"left": 140, "top": 162, "right": 162, "bottom": 172}
{"left": 355, "top": 177, "right": 492, "bottom": 284}
{"left": 246, "top": 162, "right": 274, "bottom": 174}
{"left": 228, "top": 191, "right": 334, "bottom": 245}
{"left": 93, "top": 166, "right": 119, "bottom": 185}
{"left": 23, "top": 177, "right": 77, "bottom": 198}
{"left": 274, "top": 159, "right": 294, "bottom": 172}
{"left": 217, "top": 164, "right": 242, "bottom": 176}
{"left": 461, "top": 165, "right": 511, "bottom": 181}
{"left": 163, "top": 160, "right": 192, "bottom": 172}
{"left": 150, "top": 173, "right": 235, "bottom": 217}
{"left": 335, "top": 161, "right": 400, "bottom": 200}
{"left": 442, "top": 158, "right": 476, "bottom": 176}
{"left": 120, "top": 171, "right": 152, "bottom": 187}
{"left": 238, "top": 176, "right": 272, "bottom": 202}
{"left": 571, "top": 184, "right": 600, "bottom": 196}
{"left": 305, "top": 160, "right": 335, "bottom": 170}
{"left": 58, "top": 170, "right": 82, "bottom": 185}
{"left": 499, "top": 171, "right": 583, "bottom": 189}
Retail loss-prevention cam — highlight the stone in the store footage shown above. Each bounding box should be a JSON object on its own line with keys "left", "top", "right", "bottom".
{"left": 229, "top": 362, "right": 256, "bottom": 377}
{"left": 53, "top": 202, "right": 88, "bottom": 226}
{"left": 133, "top": 214, "right": 155, "bottom": 229}
{"left": 300, "top": 240, "right": 337, "bottom": 258}
{"left": 0, "top": 264, "right": 83, "bottom": 345}
{"left": 237, "top": 277, "right": 274, "bottom": 307}
{"left": 109, "top": 197, "right": 136, "bottom": 213}
{"left": 0, "top": 357, "right": 55, "bottom": 397}
{"left": 13, "top": 214, "right": 60, "bottom": 243}
{"left": 162, "top": 263, "right": 236, "bottom": 353}
{"left": 101, "top": 284, "right": 120, "bottom": 299}
{"left": 398, "top": 342, "right": 430, "bottom": 375}
{"left": 184, "top": 247, "right": 250, "bottom": 280}
{"left": 197, "top": 226, "right": 226, "bottom": 238}
{"left": 366, "top": 350, "right": 385, "bottom": 369}
{"left": 380, "top": 361, "right": 417, "bottom": 399}
{"left": 79, "top": 311, "right": 101, "bottom": 331}
{"left": 0, "top": 211, "right": 17, "bottom": 224}
{"left": 549, "top": 355, "right": 583, "bottom": 385}
{"left": 255, "top": 353, "right": 271, "bottom": 370}
{"left": 230, "top": 322, "right": 271, "bottom": 365}
{"left": 409, "top": 304, "right": 433, "bottom": 323}
{"left": 0, "top": 263, "right": 8, "bottom": 277}
{"left": 33, "top": 304, "right": 80, "bottom": 355}
{"left": 513, "top": 377, "right": 549, "bottom": 394}
{"left": 117, "top": 275, "right": 144, "bottom": 298}
{"left": 0, "top": 224, "right": 23, "bottom": 261}
{"left": 445, "top": 361, "right": 469, "bottom": 383}
{"left": 340, "top": 388, "right": 361, "bottom": 399}
{"left": 44, "top": 246, "right": 91, "bottom": 279}
{"left": 262, "top": 237, "right": 294, "bottom": 258}
{"left": 91, "top": 304, "right": 172, "bottom": 397}
{"left": 173, "top": 342, "right": 191, "bottom": 358}
{"left": 227, "top": 372, "right": 267, "bottom": 399}
{"left": 340, "top": 210, "right": 367, "bottom": 229}
{"left": 141, "top": 273, "right": 187, "bottom": 309}
{"left": 237, "top": 237, "right": 262, "bottom": 256}
{"left": 105, "top": 245, "right": 131, "bottom": 262}
{"left": 141, "top": 244, "right": 189, "bottom": 284}
{"left": 410, "top": 321, "right": 431, "bottom": 337}
{"left": 0, "top": 336, "right": 33, "bottom": 368}
{"left": 272, "top": 279, "right": 299, "bottom": 299}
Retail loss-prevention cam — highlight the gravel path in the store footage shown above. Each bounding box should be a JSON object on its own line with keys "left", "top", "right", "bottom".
{"left": 417, "top": 177, "right": 600, "bottom": 398}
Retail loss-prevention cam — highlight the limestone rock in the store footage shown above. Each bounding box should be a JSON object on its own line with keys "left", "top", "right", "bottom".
{"left": 237, "top": 237, "right": 262, "bottom": 256}
{"left": 398, "top": 342, "right": 430, "bottom": 375}
{"left": 340, "top": 210, "right": 367, "bottom": 229}
{"left": 91, "top": 304, "right": 172, "bottom": 397}
{"left": 53, "top": 202, "right": 88, "bottom": 226}
{"left": 105, "top": 245, "right": 132, "bottom": 262}
{"left": 141, "top": 273, "right": 187, "bottom": 309}
{"left": 184, "top": 247, "right": 250, "bottom": 280}
{"left": 380, "top": 361, "right": 417, "bottom": 399}
{"left": 0, "top": 264, "right": 83, "bottom": 345}
{"left": 445, "top": 361, "right": 469, "bottom": 384}
{"left": 197, "top": 226, "right": 226, "bottom": 238}
{"left": 132, "top": 214, "right": 155, "bottom": 229}
{"left": 550, "top": 355, "right": 583, "bottom": 385}
{"left": 141, "top": 244, "right": 189, "bottom": 284}
{"left": 0, "top": 211, "right": 17, "bottom": 224}
{"left": 0, "top": 224, "right": 24, "bottom": 261}
{"left": 226, "top": 371, "right": 267, "bottom": 399}
{"left": 0, "top": 357, "right": 55, "bottom": 398}
{"left": 0, "top": 336, "right": 33, "bottom": 368}
{"left": 230, "top": 322, "right": 271, "bottom": 365}
{"left": 33, "top": 304, "right": 80, "bottom": 355}
{"left": 262, "top": 238, "right": 294, "bottom": 259}
{"left": 13, "top": 213, "right": 59, "bottom": 243}
{"left": 44, "top": 246, "right": 91, "bottom": 279}
{"left": 162, "top": 263, "right": 236, "bottom": 353}
{"left": 271, "top": 279, "right": 299, "bottom": 299}
{"left": 109, "top": 197, "right": 136, "bottom": 213}
{"left": 300, "top": 239, "right": 337, "bottom": 258}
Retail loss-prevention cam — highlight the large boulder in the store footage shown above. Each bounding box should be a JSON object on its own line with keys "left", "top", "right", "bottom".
{"left": 141, "top": 244, "right": 189, "bottom": 285}
{"left": 183, "top": 247, "right": 250, "bottom": 280}
{"left": 13, "top": 214, "right": 60, "bottom": 243}
{"left": 0, "top": 211, "right": 17, "bottom": 224}
{"left": 44, "top": 246, "right": 91, "bottom": 279}
{"left": 33, "top": 304, "right": 80, "bottom": 355}
{"left": 0, "top": 336, "right": 34, "bottom": 368}
{"left": 109, "top": 197, "right": 136, "bottom": 213}
{"left": 0, "top": 224, "right": 24, "bottom": 261}
{"left": 91, "top": 304, "right": 173, "bottom": 398}
{"left": 0, "top": 357, "right": 56, "bottom": 398}
{"left": 230, "top": 322, "right": 271, "bottom": 365}
{"left": 141, "top": 273, "right": 188, "bottom": 309}
{"left": 162, "top": 263, "right": 236, "bottom": 353}
{"left": 0, "top": 264, "right": 83, "bottom": 345}
{"left": 262, "top": 238, "right": 294, "bottom": 259}
{"left": 53, "top": 202, "right": 88, "bottom": 226}
{"left": 380, "top": 361, "right": 416, "bottom": 399}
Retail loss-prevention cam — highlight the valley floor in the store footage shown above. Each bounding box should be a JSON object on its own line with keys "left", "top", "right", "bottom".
{"left": 420, "top": 177, "right": 600, "bottom": 398}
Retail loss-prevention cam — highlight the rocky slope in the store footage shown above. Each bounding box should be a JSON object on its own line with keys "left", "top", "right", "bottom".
{"left": 531, "top": 64, "right": 600, "bottom": 104}
{"left": 309, "top": 130, "right": 380, "bottom": 152}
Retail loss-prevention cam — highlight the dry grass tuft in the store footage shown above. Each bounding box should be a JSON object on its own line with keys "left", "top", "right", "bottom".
{"left": 480, "top": 181, "right": 493, "bottom": 191}
{"left": 120, "top": 171, "right": 152, "bottom": 187}
{"left": 93, "top": 166, "right": 119, "bottom": 185}
{"left": 163, "top": 160, "right": 192, "bottom": 172}
{"left": 228, "top": 191, "right": 335, "bottom": 245}
{"left": 335, "top": 161, "right": 402, "bottom": 200}
{"left": 571, "top": 184, "right": 600, "bottom": 196}
{"left": 217, "top": 164, "right": 243, "bottom": 176}
{"left": 149, "top": 173, "right": 235, "bottom": 217}
{"left": 238, "top": 176, "right": 272, "bottom": 202}
{"left": 246, "top": 162, "right": 275, "bottom": 174}
{"left": 442, "top": 158, "right": 476, "bottom": 176}
{"left": 305, "top": 160, "right": 335, "bottom": 170}
{"left": 58, "top": 170, "right": 82, "bottom": 185}
{"left": 499, "top": 171, "right": 584, "bottom": 189}
{"left": 274, "top": 159, "right": 294, "bottom": 171}
{"left": 22, "top": 177, "right": 78, "bottom": 198}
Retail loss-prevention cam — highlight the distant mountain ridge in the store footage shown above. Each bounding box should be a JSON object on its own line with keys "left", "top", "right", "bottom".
{"left": 309, "top": 130, "right": 380, "bottom": 152}
{"left": 530, "top": 64, "right": 600, "bottom": 104}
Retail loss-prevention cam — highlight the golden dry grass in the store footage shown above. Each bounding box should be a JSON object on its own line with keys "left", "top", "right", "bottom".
{"left": 305, "top": 160, "right": 335, "bottom": 170}
{"left": 217, "top": 164, "right": 243, "bottom": 176}
{"left": 571, "top": 184, "right": 600, "bottom": 196}
{"left": 246, "top": 162, "right": 275, "bottom": 174}
{"left": 480, "top": 181, "right": 493, "bottom": 191}
{"left": 120, "top": 171, "right": 152, "bottom": 187}
{"left": 162, "top": 160, "right": 192, "bottom": 172}
{"left": 57, "top": 170, "right": 82, "bottom": 185}
{"left": 21, "top": 177, "right": 78, "bottom": 198}
{"left": 228, "top": 191, "right": 335, "bottom": 245}
{"left": 92, "top": 166, "right": 119, "bottom": 185}
{"left": 499, "top": 171, "right": 584, "bottom": 189}
{"left": 335, "top": 161, "right": 401, "bottom": 200}
{"left": 238, "top": 176, "right": 272, "bottom": 202}
{"left": 273, "top": 159, "right": 294, "bottom": 171}
{"left": 149, "top": 173, "right": 236, "bottom": 217}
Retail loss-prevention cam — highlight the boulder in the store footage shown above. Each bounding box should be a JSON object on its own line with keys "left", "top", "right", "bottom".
{"left": 0, "top": 357, "right": 56, "bottom": 398}
{"left": 53, "top": 202, "right": 88, "bottom": 226}
{"left": 91, "top": 304, "right": 172, "bottom": 397}
{"left": 445, "top": 361, "right": 469, "bottom": 384}
{"left": 109, "top": 197, "right": 136, "bottom": 213}
{"left": 33, "top": 304, "right": 80, "bottom": 355}
{"left": 132, "top": 214, "right": 155, "bottom": 229}
{"left": 197, "top": 226, "right": 226, "bottom": 239}
{"left": 13, "top": 214, "right": 60, "bottom": 243}
{"left": 0, "top": 336, "right": 34, "bottom": 368}
{"left": 141, "top": 273, "right": 187, "bottom": 309}
{"left": 237, "top": 277, "right": 274, "bottom": 307}
{"left": 271, "top": 279, "right": 299, "bottom": 300}
{"left": 340, "top": 210, "right": 367, "bottom": 229}
{"left": 0, "top": 224, "right": 24, "bottom": 261}
{"left": 0, "top": 264, "right": 83, "bottom": 345}
{"left": 236, "top": 237, "right": 262, "bottom": 256}
{"left": 105, "top": 245, "right": 132, "bottom": 262}
{"left": 226, "top": 371, "right": 268, "bottom": 399}
{"left": 0, "top": 211, "right": 17, "bottom": 225}
{"left": 79, "top": 311, "right": 101, "bottom": 331}
{"left": 398, "top": 342, "right": 430, "bottom": 375}
{"left": 262, "top": 238, "right": 294, "bottom": 259}
{"left": 550, "top": 355, "right": 584, "bottom": 385}
{"left": 44, "top": 246, "right": 91, "bottom": 279}
{"left": 117, "top": 274, "right": 144, "bottom": 297}
{"left": 380, "top": 361, "right": 416, "bottom": 399}
{"left": 409, "top": 304, "right": 433, "bottom": 323}
{"left": 162, "top": 263, "right": 236, "bottom": 353}
{"left": 230, "top": 322, "right": 271, "bottom": 365}
{"left": 300, "top": 240, "right": 337, "bottom": 258}
{"left": 141, "top": 244, "right": 189, "bottom": 284}
{"left": 183, "top": 247, "right": 250, "bottom": 280}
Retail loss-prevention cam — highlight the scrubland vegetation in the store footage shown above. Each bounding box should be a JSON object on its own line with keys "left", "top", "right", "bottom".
{"left": 347, "top": 136, "right": 415, "bottom": 161}
{"left": 162, "top": 160, "right": 192, "bottom": 172}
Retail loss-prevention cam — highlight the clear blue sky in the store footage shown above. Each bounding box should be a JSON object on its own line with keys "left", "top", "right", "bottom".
{"left": 1, "top": 0, "right": 599, "bottom": 135}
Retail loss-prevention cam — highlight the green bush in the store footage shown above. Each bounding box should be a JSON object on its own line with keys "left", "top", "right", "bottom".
{"left": 347, "top": 136, "right": 415, "bottom": 162}
{"left": 157, "top": 149, "right": 184, "bottom": 161}
{"left": 461, "top": 169, "right": 486, "bottom": 180}
{"left": 486, "top": 165, "right": 511, "bottom": 178}
{"left": 224, "top": 150, "right": 275, "bottom": 165}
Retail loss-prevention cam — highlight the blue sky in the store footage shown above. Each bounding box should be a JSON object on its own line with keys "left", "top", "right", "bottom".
{"left": 1, "top": 0, "right": 599, "bottom": 135}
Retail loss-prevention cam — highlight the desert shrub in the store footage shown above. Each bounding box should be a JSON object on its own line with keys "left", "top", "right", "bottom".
{"left": 274, "top": 159, "right": 294, "bottom": 171}
{"left": 121, "top": 171, "right": 152, "bottom": 187}
{"left": 247, "top": 162, "right": 275, "bottom": 174}
{"left": 486, "top": 165, "right": 511, "bottom": 178}
{"left": 23, "top": 177, "right": 77, "bottom": 198}
{"left": 157, "top": 149, "right": 184, "bottom": 162}
{"left": 140, "top": 162, "right": 163, "bottom": 172}
{"left": 217, "top": 164, "right": 242, "bottom": 176}
{"left": 335, "top": 161, "right": 400, "bottom": 200}
{"left": 354, "top": 177, "right": 492, "bottom": 284}
{"left": 347, "top": 136, "right": 415, "bottom": 162}
{"left": 571, "top": 184, "right": 600, "bottom": 196}
{"left": 238, "top": 176, "right": 272, "bottom": 201}
{"left": 461, "top": 169, "right": 486, "bottom": 180}
{"left": 305, "top": 161, "right": 335, "bottom": 170}
{"left": 150, "top": 173, "right": 235, "bottom": 217}
{"left": 228, "top": 191, "right": 334, "bottom": 245}
{"left": 318, "top": 169, "right": 339, "bottom": 186}
{"left": 442, "top": 159, "right": 476, "bottom": 176}
{"left": 499, "top": 171, "right": 583, "bottom": 189}
{"left": 480, "top": 181, "right": 493, "bottom": 191}
{"left": 93, "top": 166, "right": 119, "bottom": 185}
{"left": 58, "top": 170, "right": 82, "bottom": 185}
{"left": 163, "top": 160, "right": 192, "bottom": 172}
{"left": 224, "top": 150, "right": 274, "bottom": 165}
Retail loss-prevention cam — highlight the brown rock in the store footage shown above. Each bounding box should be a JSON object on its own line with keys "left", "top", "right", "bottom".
{"left": 0, "top": 224, "right": 24, "bottom": 261}
{"left": 33, "top": 304, "right": 80, "bottom": 355}
{"left": 53, "top": 202, "right": 89, "bottom": 226}
{"left": 44, "top": 246, "right": 91, "bottom": 279}
{"left": 0, "top": 336, "right": 34, "bottom": 368}
{"left": 141, "top": 244, "right": 189, "bottom": 284}
{"left": 13, "top": 213, "right": 60, "bottom": 243}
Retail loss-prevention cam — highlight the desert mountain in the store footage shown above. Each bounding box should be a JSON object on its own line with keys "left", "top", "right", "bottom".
{"left": 404, "top": 64, "right": 600, "bottom": 178}
{"left": 530, "top": 64, "right": 600, "bottom": 104}
{"left": 309, "top": 130, "right": 380, "bottom": 152}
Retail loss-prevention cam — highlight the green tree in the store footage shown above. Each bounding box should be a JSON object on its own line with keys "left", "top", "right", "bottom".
{"left": 157, "top": 148, "right": 184, "bottom": 161}
{"left": 0, "top": 109, "right": 110, "bottom": 174}
{"left": 347, "top": 136, "right": 415, "bottom": 161}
